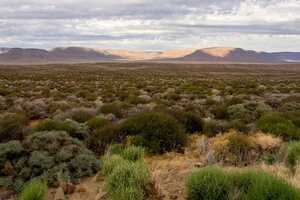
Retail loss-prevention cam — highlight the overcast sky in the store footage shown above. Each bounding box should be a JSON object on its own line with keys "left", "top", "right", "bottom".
{"left": 0, "top": 0, "right": 300, "bottom": 51}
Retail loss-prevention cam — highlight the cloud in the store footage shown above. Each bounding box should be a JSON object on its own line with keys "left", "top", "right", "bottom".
{"left": 0, "top": 0, "right": 299, "bottom": 51}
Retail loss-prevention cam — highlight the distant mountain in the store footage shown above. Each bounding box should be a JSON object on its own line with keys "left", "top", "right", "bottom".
{"left": 102, "top": 49, "right": 195, "bottom": 60}
{"left": 0, "top": 46, "right": 299, "bottom": 64}
{"left": 171, "top": 47, "right": 300, "bottom": 63}
{"left": 0, "top": 47, "right": 122, "bottom": 64}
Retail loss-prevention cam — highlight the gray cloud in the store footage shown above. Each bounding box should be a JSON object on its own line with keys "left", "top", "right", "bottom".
{"left": 0, "top": 0, "right": 299, "bottom": 51}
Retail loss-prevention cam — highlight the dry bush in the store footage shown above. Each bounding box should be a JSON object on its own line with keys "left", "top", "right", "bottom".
{"left": 209, "top": 130, "right": 282, "bottom": 166}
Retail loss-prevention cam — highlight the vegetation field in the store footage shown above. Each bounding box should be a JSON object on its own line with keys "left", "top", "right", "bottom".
{"left": 0, "top": 62, "right": 299, "bottom": 200}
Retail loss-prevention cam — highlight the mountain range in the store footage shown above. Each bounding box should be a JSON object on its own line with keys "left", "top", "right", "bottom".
{"left": 0, "top": 47, "right": 300, "bottom": 64}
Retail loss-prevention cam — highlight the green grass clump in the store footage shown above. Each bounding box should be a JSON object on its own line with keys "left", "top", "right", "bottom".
{"left": 233, "top": 170, "right": 300, "bottom": 200}
{"left": 102, "top": 145, "right": 150, "bottom": 200}
{"left": 284, "top": 141, "right": 300, "bottom": 172}
{"left": 102, "top": 154, "right": 127, "bottom": 176}
{"left": 106, "top": 161, "right": 150, "bottom": 200}
{"left": 18, "top": 179, "right": 48, "bottom": 200}
{"left": 186, "top": 167, "right": 300, "bottom": 200}
{"left": 187, "top": 167, "right": 232, "bottom": 200}
{"left": 120, "top": 146, "right": 145, "bottom": 162}
{"left": 257, "top": 112, "right": 299, "bottom": 140}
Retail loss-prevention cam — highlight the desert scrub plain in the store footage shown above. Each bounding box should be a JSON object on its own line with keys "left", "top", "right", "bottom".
{"left": 0, "top": 62, "right": 299, "bottom": 200}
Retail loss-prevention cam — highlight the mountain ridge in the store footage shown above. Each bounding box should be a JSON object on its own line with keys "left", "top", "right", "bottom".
{"left": 0, "top": 46, "right": 299, "bottom": 64}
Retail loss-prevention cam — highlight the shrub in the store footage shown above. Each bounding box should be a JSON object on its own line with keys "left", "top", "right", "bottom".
{"left": 33, "top": 119, "right": 88, "bottom": 140}
{"left": 211, "top": 104, "right": 227, "bottom": 119}
{"left": 255, "top": 102, "right": 272, "bottom": 117}
{"left": 233, "top": 170, "right": 300, "bottom": 200}
{"left": 0, "top": 112, "right": 26, "bottom": 142}
{"left": 209, "top": 131, "right": 281, "bottom": 166}
{"left": 257, "top": 112, "right": 299, "bottom": 140}
{"left": 0, "top": 140, "right": 24, "bottom": 168}
{"left": 284, "top": 111, "right": 300, "bottom": 128}
{"left": 229, "top": 119, "right": 249, "bottom": 132}
{"left": 100, "top": 103, "right": 124, "bottom": 118}
{"left": 186, "top": 167, "right": 232, "bottom": 200}
{"left": 283, "top": 141, "right": 300, "bottom": 172}
{"left": 226, "top": 104, "right": 254, "bottom": 123}
{"left": 280, "top": 102, "right": 300, "bottom": 113}
{"left": 212, "top": 131, "right": 257, "bottom": 166}
{"left": 106, "top": 159, "right": 150, "bottom": 200}
{"left": 186, "top": 167, "right": 300, "bottom": 200}
{"left": 87, "top": 124, "right": 122, "bottom": 155}
{"left": 174, "top": 112, "right": 203, "bottom": 134}
{"left": 120, "top": 112, "right": 186, "bottom": 153}
{"left": 1, "top": 131, "right": 100, "bottom": 190}
{"left": 203, "top": 120, "right": 230, "bottom": 137}
{"left": 67, "top": 107, "right": 96, "bottom": 123}
{"left": 18, "top": 179, "right": 48, "bottom": 200}
{"left": 22, "top": 99, "right": 48, "bottom": 119}
{"left": 87, "top": 116, "right": 109, "bottom": 130}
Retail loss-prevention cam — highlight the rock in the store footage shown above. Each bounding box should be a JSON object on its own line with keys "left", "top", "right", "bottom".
{"left": 54, "top": 187, "right": 65, "bottom": 200}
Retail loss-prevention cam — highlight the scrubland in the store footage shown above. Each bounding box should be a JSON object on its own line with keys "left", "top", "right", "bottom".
{"left": 0, "top": 62, "right": 299, "bottom": 200}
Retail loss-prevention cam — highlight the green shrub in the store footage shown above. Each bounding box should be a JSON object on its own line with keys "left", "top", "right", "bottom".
{"left": 186, "top": 167, "right": 300, "bottom": 200}
{"left": 120, "top": 112, "right": 186, "bottom": 153}
{"left": 33, "top": 119, "right": 88, "bottom": 140}
{"left": 203, "top": 120, "right": 230, "bottom": 137}
{"left": 174, "top": 112, "right": 203, "bottom": 134}
{"left": 257, "top": 112, "right": 299, "bottom": 140}
{"left": 1, "top": 131, "right": 100, "bottom": 190}
{"left": 0, "top": 140, "right": 24, "bottom": 167}
{"left": 284, "top": 141, "right": 300, "bottom": 171}
{"left": 87, "top": 116, "right": 109, "bottom": 130}
{"left": 229, "top": 119, "right": 249, "bottom": 132}
{"left": 106, "top": 160, "right": 150, "bottom": 200}
{"left": 100, "top": 103, "right": 123, "bottom": 118}
{"left": 211, "top": 104, "right": 227, "bottom": 119}
{"left": 87, "top": 124, "right": 122, "bottom": 154}
{"left": 280, "top": 102, "right": 300, "bottom": 113}
{"left": 67, "top": 107, "right": 96, "bottom": 123}
{"left": 18, "top": 179, "right": 48, "bottom": 200}
{"left": 227, "top": 104, "right": 254, "bottom": 123}
{"left": 125, "top": 95, "right": 147, "bottom": 105}
{"left": 186, "top": 167, "right": 232, "bottom": 200}
{"left": 0, "top": 113, "right": 26, "bottom": 142}
{"left": 233, "top": 170, "right": 300, "bottom": 200}
{"left": 284, "top": 111, "right": 300, "bottom": 128}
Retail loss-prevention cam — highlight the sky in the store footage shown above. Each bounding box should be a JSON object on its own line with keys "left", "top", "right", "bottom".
{"left": 0, "top": 0, "right": 300, "bottom": 52}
